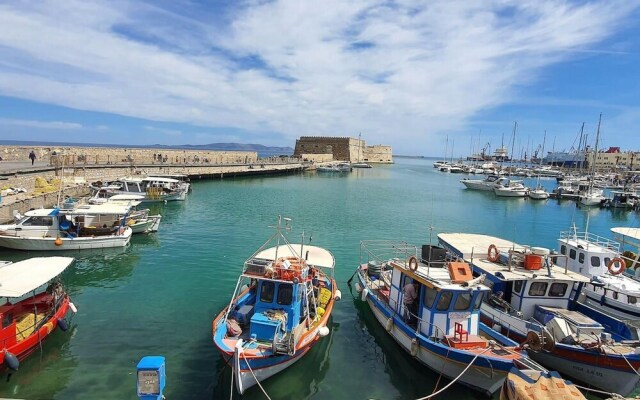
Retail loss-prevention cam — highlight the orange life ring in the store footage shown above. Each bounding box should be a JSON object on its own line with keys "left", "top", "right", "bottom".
{"left": 487, "top": 244, "right": 500, "bottom": 263}
{"left": 607, "top": 257, "right": 626, "bottom": 276}
{"left": 408, "top": 256, "right": 419, "bottom": 271}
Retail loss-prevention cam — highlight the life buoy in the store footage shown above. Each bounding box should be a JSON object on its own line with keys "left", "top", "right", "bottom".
{"left": 608, "top": 258, "right": 626, "bottom": 276}
{"left": 408, "top": 256, "right": 419, "bottom": 271}
{"left": 487, "top": 244, "right": 500, "bottom": 262}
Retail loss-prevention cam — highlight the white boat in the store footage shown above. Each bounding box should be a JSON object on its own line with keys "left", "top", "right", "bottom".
{"left": 494, "top": 180, "right": 529, "bottom": 197}
{"left": 317, "top": 162, "right": 352, "bottom": 172}
{"left": 92, "top": 177, "right": 187, "bottom": 203}
{"left": 460, "top": 175, "right": 503, "bottom": 191}
{"left": 448, "top": 165, "right": 465, "bottom": 173}
{"left": 578, "top": 189, "right": 605, "bottom": 206}
{"left": 352, "top": 162, "right": 372, "bottom": 168}
{"left": 438, "top": 233, "right": 640, "bottom": 397}
{"left": 558, "top": 227, "right": 640, "bottom": 325}
{"left": 0, "top": 207, "right": 132, "bottom": 251}
{"left": 528, "top": 187, "right": 549, "bottom": 200}
{"left": 85, "top": 196, "right": 161, "bottom": 233}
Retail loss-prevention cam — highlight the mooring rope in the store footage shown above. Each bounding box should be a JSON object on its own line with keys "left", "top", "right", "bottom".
{"left": 241, "top": 351, "right": 273, "bottom": 400}
{"left": 573, "top": 384, "right": 625, "bottom": 399}
{"left": 415, "top": 346, "right": 492, "bottom": 400}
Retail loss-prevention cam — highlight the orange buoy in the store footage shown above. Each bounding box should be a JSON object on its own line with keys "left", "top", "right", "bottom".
{"left": 54, "top": 236, "right": 63, "bottom": 246}
{"left": 487, "top": 244, "right": 500, "bottom": 262}
{"left": 607, "top": 257, "right": 626, "bottom": 276}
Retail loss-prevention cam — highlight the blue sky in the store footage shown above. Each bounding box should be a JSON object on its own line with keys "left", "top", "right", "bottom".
{"left": 0, "top": 0, "right": 639, "bottom": 156}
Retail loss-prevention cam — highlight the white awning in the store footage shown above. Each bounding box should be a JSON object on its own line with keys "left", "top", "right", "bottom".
{"left": 611, "top": 227, "right": 640, "bottom": 241}
{"left": 0, "top": 257, "right": 74, "bottom": 297}
{"left": 253, "top": 244, "right": 335, "bottom": 269}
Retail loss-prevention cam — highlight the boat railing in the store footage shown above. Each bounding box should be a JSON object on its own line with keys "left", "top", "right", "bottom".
{"left": 560, "top": 230, "right": 620, "bottom": 252}
{"left": 359, "top": 240, "right": 418, "bottom": 267}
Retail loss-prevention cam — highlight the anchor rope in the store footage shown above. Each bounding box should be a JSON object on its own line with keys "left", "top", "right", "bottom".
{"left": 241, "top": 350, "right": 273, "bottom": 400}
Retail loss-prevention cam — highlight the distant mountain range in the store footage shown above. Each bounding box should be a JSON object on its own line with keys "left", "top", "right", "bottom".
{"left": 0, "top": 140, "right": 294, "bottom": 155}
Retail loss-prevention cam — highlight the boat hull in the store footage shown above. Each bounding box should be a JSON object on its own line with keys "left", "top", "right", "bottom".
{"left": 360, "top": 274, "right": 512, "bottom": 396}
{"left": 494, "top": 188, "right": 528, "bottom": 197}
{"left": 0, "top": 230, "right": 131, "bottom": 250}
{"left": 460, "top": 180, "right": 494, "bottom": 191}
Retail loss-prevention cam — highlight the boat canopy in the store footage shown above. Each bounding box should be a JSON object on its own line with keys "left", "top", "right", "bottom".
{"left": 143, "top": 177, "right": 180, "bottom": 183}
{"left": 63, "top": 204, "right": 132, "bottom": 215}
{"left": 22, "top": 208, "right": 60, "bottom": 217}
{"left": 253, "top": 244, "right": 335, "bottom": 269}
{"left": 611, "top": 227, "right": 640, "bottom": 242}
{"left": 108, "top": 194, "right": 145, "bottom": 202}
{"left": 0, "top": 257, "right": 74, "bottom": 297}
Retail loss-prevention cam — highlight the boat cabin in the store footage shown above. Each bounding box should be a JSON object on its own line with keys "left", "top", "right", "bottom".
{"left": 557, "top": 230, "right": 619, "bottom": 279}
{"left": 384, "top": 255, "right": 488, "bottom": 340}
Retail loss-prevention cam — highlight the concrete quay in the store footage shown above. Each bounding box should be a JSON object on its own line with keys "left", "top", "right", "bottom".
{"left": 0, "top": 160, "right": 305, "bottom": 223}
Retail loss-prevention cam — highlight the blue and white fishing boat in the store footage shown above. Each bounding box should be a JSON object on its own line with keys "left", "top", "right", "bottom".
{"left": 352, "top": 240, "right": 544, "bottom": 396}
{"left": 212, "top": 216, "right": 340, "bottom": 394}
{"left": 439, "top": 233, "right": 640, "bottom": 397}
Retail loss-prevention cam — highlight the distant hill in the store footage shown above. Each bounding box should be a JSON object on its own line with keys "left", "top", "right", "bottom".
{"left": 0, "top": 140, "right": 293, "bottom": 156}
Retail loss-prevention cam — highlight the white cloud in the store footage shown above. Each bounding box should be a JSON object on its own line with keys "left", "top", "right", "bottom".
{"left": 0, "top": 0, "right": 637, "bottom": 153}
{"left": 0, "top": 117, "right": 83, "bottom": 130}
{"left": 144, "top": 126, "right": 182, "bottom": 136}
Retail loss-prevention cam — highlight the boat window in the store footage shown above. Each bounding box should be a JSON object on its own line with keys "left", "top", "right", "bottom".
{"left": 473, "top": 293, "right": 484, "bottom": 310}
{"left": 277, "top": 284, "right": 293, "bottom": 305}
{"left": 21, "top": 216, "right": 53, "bottom": 226}
{"left": 560, "top": 245, "right": 567, "bottom": 255}
{"left": 569, "top": 249, "right": 576, "bottom": 260}
{"left": 548, "top": 283, "right": 568, "bottom": 297}
{"left": 454, "top": 292, "right": 472, "bottom": 311}
{"left": 578, "top": 253, "right": 585, "bottom": 264}
{"left": 613, "top": 291, "right": 618, "bottom": 300}
{"left": 423, "top": 286, "right": 437, "bottom": 308}
{"left": 629, "top": 296, "right": 637, "bottom": 305}
{"left": 591, "top": 256, "right": 601, "bottom": 267}
{"left": 528, "top": 282, "right": 548, "bottom": 296}
{"left": 260, "top": 282, "right": 275, "bottom": 303}
{"left": 436, "top": 291, "right": 453, "bottom": 311}
{"left": 513, "top": 280, "right": 524, "bottom": 294}
{"left": 604, "top": 257, "right": 611, "bottom": 267}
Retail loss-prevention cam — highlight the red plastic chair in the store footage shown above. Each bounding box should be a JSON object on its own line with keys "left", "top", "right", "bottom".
{"left": 454, "top": 322, "right": 468, "bottom": 342}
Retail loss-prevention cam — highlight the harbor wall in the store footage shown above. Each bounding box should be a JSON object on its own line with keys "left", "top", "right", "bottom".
{"left": 1, "top": 145, "right": 258, "bottom": 165}
{"left": 293, "top": 136, "right": 393, "bottom": 163}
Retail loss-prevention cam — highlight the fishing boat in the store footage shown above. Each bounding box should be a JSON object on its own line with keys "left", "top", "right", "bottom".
{"left": 316, "top": 162, "right": 352, "bottom": 172}
{"left": 0, "top": 207, "right": 132, "bottom": 250}
{"left": 558, "top": 227, "right": 640, "bottom": 327}
{"left": 352, "top": 240, "right": 544, "bottom": 396}
{"left": 84, "top": 198, "right": 161, "bottom": 234}
{"left": 212, "top": 216, "right": 340, "bottom": 394}
{"left": 500, "top": 368, "right": 586, "bottom": 400}
{"left": 0, "top": 257, "right": 77, "bottom": 371}
{"left": 438, "top": 233, "right": 640, "bottom": 396}
{"left": 92, "top": 177, "right": 187, "bottom": 203}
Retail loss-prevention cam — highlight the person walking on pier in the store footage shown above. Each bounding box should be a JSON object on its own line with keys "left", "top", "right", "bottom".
{"left": 28, "top": 150, "right": 36, "bottom": 165}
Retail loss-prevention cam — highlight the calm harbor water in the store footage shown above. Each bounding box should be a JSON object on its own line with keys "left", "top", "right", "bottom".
{"left": 1, "top": 157, "right": 639, "bottom": 399}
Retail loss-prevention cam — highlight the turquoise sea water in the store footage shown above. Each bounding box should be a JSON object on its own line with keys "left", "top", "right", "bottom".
{"left": 1, "top": 157, "right": 639, "bottom": 399}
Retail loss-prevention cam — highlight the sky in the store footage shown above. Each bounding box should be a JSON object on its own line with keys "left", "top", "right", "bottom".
{"left": 0, "top": 0, "right": 639, "bottom": 157}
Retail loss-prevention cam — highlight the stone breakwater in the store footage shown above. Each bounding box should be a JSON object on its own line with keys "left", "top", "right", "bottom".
{"left": 0, "top": 145, "right": 304, "bottom": 223}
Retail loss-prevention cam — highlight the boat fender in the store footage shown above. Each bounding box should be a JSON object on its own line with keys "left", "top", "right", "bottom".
{"left": 354, "top": 282, "right": 363, "bottom": 293}
{"left": 361, "top": 288, "right": 369, "bottom": 302}
{"left": 334, "top": 289, "right": 342, "bottom": 301}
{"left": 410, "top": 338, "right": 419, "bottom": 357}
{"left": 57, "top": 318, "right": 69, "bottom": 332}
{"left": 608, "top": 257, "right": 626, "bottom": 276}
{"left": 319, "top": 326, "right": 330, "bottom": 337}
{"left": 386, "top": 317, "right": 393, "bottom": 332}
{"left": 3, "top": 350, "right": 19, "bottom": 371}
{"left": 69, "top": 302, "right": 77, "bottom": 313}
{"left": 54, "top": 236, "right": 63, "bottom": 246}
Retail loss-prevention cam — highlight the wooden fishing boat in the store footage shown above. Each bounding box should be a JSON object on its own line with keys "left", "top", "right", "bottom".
{"left": 0, "top": 207, "right": 132, "bottom": 250}
{"left": 0, "top": 257, "right": 77, "bottom": 371}
{"left": 439, "top": 232, "right": 640, "bottom": 397}
{"left": 352, "top": 240, "right": 544, "bottom": 396}
{"left": 212, "top": 216, "right": 340, "bottom": 394}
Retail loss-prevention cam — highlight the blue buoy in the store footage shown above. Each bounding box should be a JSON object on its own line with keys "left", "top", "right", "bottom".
{"left": 57, "top": 318, "right": 69, "bottom": 332}
{"left": 4, "top": 350, "right": 19, "bottom": 371}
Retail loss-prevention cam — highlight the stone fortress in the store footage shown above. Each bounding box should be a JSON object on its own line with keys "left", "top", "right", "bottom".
{"left": 293, "top": 136, "right": 393, "bottom": 164}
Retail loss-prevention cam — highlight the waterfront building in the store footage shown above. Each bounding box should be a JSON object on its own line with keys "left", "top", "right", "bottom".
{"left": 293, "top": 136, "right": 393, "bottom": 163}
